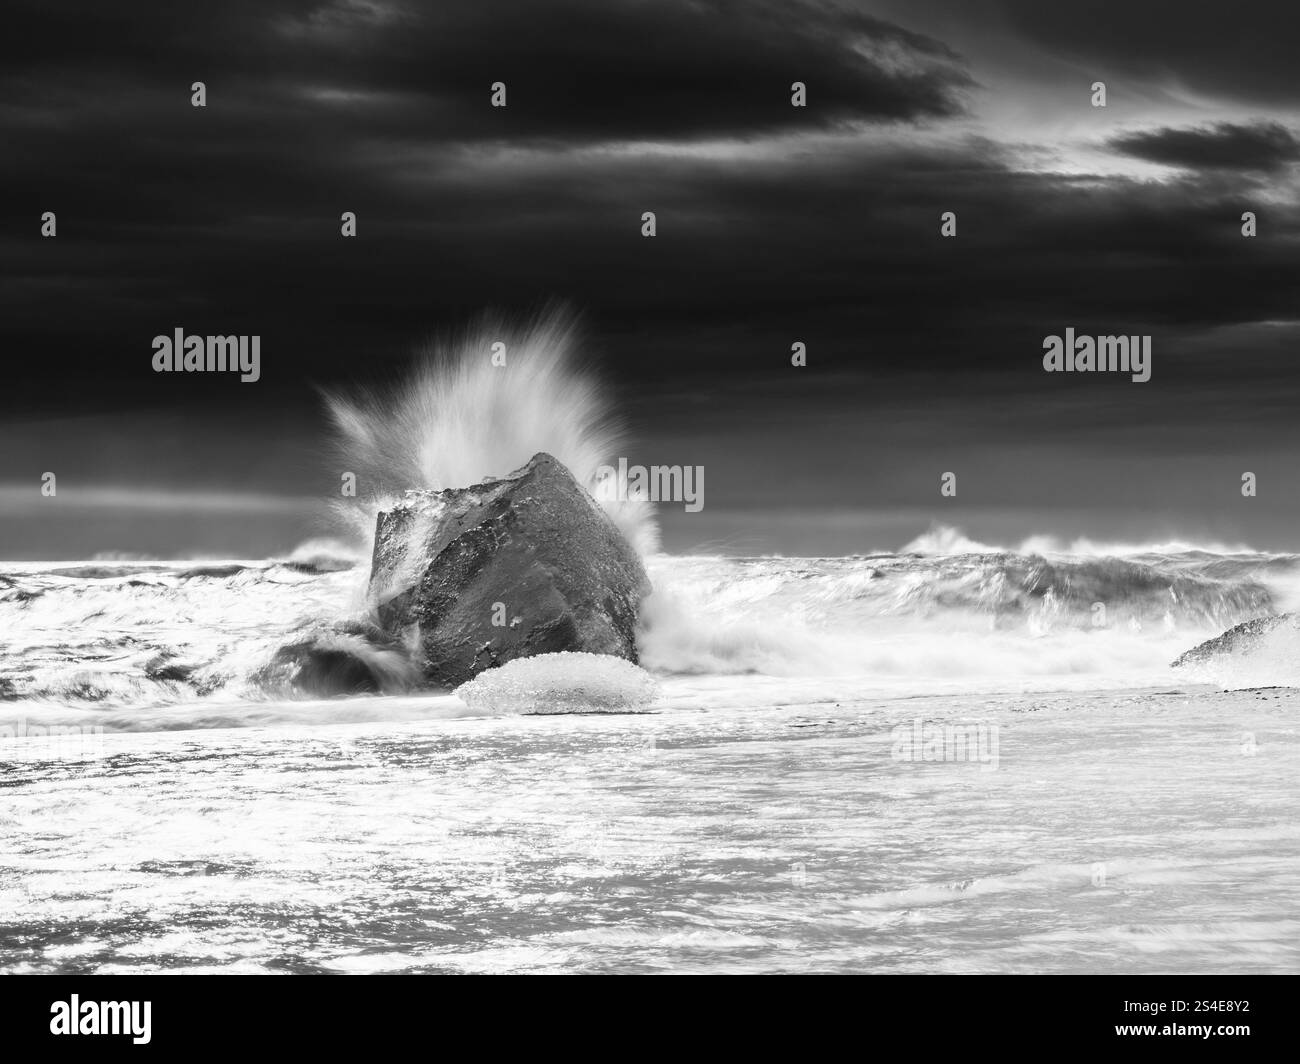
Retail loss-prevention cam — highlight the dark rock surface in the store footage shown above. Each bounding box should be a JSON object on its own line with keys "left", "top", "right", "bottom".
{"left": 1172, "top": 613, "right": 1299, "bottom": 667}
{"left": 143, "top": 654, "right": 198, "bottom": 684}
{"left": 369, "top": 452, "right": 649, "bottom": 687}
{"left": 256, "top": 621, "right": 412, "bottom": 698}
{"left": 264, "top": 642, "right": 383, "bottom": 696}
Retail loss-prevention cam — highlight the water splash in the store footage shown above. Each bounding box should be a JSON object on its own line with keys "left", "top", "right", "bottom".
{"left": 323, "top": 306, "right": 658, "bottom": 557}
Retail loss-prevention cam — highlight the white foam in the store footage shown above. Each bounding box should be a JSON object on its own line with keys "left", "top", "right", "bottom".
{"left": 903, "top": 522, "right": 1264, "bottom": 558}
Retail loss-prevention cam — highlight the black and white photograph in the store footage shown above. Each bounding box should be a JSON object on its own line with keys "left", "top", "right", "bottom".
{"left": 0, "top": 0, "right": 1296, "bottom": 1037}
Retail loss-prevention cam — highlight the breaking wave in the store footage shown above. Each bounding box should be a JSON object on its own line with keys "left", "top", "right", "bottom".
{"left": 635, "top": 540, "right": 1293, "bottom": 685}
{"left": 902, "top": 523, "right": 1264, "bottom": 558}
{"left": 3, "top": 522, "right": 1299, "bottom": 725}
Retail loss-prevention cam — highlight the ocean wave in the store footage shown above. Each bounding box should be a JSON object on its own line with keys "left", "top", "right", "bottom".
{"left": 903, "top": 522, "right": 1267, "bottom": 558}
{"left": 1, "top": 531, "right": 1296, "bottom": 720}
{"left": 276, "top": 538, "right": 363, "bottom": 573}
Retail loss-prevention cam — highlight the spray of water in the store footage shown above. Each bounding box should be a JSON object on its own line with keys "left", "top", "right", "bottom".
{"left": 323, "top": 306, "right": 659, "bottom": 559}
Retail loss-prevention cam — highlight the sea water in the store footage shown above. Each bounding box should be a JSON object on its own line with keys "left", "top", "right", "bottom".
{"left": 2, "top": 546, "right": 1298, "bottom": 973}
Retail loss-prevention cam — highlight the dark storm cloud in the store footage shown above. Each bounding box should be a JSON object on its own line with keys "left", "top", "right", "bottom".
{"left": 5, "top": 0, "right": 1300, "bottom": 556}
{"left": 0, "top": 0, "right": 975, "bottom": 415}
{"left": 4, "top": 129, "right": 1298, "bottom": 415}
{"left": 0, "top": 0, "right": 973, "bottom": 142}
{"left": 997, "top": 0, "right": 1300, "bottom": 105}
{"left": 7, "top": 0, "right": 1289, "bottom": 404}
{"left": 0, "top": 7, "right": 1295, "bottom": 412}
{"left": 1108, "top": 122, "right": 1300, "bottom": 173}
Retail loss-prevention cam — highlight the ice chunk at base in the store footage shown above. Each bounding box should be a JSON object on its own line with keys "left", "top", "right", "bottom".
{"left": 455, "top": 651, "right": 660, "bottom": 714}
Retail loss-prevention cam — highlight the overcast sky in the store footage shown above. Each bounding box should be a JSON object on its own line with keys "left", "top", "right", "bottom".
{"left": 2, "top": 0, "right": 1298, "bottom": 557}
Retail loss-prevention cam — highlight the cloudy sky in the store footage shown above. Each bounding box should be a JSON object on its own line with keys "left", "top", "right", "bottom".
{"left": 2, "top": 0, "right": 1298, "bottom": 557}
